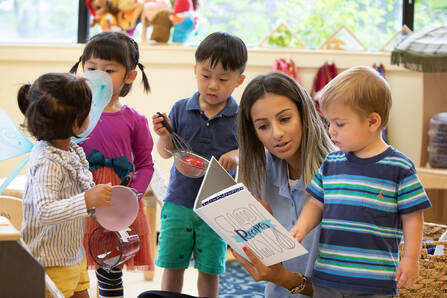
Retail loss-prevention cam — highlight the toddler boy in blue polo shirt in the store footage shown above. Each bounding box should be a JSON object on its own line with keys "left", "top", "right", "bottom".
{"left": 151, "top": 32, "right": 247, "bottom": 297}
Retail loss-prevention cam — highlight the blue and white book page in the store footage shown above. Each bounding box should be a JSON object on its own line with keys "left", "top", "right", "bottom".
{"left": 194, "top": 157, "right": 307, "bottom": 266}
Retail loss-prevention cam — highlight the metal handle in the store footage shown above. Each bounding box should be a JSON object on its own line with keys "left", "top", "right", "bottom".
{"left": 120, "top": 175, "right": 131, "bottom": 186}
{"left": 88, "top": 208, "right": 96, "bottom": 220}
{"left": 156, "top": 112, "right": 174, "bottom": 134}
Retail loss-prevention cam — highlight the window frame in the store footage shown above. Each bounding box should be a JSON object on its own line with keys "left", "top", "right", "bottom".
{"left": 77, "top": 0, "right": 90, "bottom": 43}
{"left": 403, "top": 0, "right": 414, "bottom": 30}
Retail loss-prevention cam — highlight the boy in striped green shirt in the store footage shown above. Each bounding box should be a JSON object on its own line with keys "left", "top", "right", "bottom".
{"left": 291, "top": 66, "right": 431, "bottom": 297}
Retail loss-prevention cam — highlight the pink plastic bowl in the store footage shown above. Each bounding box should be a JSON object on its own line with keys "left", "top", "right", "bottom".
{"left": 95, "top": 185, "right": 139, "bottom": 231}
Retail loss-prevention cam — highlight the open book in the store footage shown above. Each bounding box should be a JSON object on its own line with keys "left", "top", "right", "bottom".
{"left": 194, "top": 157, "right": 307, "bottom": 266}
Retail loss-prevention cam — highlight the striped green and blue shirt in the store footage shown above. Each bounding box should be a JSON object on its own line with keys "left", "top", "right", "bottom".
{"left": 307, "top": 146, "right": 431, "bottom": 296}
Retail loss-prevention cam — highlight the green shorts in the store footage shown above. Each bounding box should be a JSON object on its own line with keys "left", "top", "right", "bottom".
{"left": 155, "top": 201, "right": 226, "bottom": 275}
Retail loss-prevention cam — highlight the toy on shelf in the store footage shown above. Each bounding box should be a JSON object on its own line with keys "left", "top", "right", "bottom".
{"left": 171, "top": 0, "right": 199, "bottom": 43}
{"left": 115, "top": 0, "right": 144, "bottom": 36}
{"left": 141, "top": 0, "right": 173, "bottom": 43}
{"left": 86, "top": 0, "right": 120, "bottom": 32}
{"left": 86, "top": 0, "right": 143, "bottom": 36}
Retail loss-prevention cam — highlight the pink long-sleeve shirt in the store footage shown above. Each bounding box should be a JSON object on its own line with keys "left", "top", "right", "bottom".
{"left": 80, "top": 105, "right": 154, "bottom": 194}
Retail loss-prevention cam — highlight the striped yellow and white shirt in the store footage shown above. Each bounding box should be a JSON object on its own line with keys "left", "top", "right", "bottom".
{"left": 21, "top": 141, "right": 94, "bottom": 267}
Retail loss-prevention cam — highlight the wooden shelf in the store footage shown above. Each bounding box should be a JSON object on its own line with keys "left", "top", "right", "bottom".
{"left": 417, "top": 167, "right": 447, "bottom": 189}
{"left": 419, "top": 73, "right": 447, "bottom": 168}
{"left": 417, "top": 72, "right": 447, "bottom": 224}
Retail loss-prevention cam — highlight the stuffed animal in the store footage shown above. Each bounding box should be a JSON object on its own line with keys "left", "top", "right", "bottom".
{"left": 86, "top": 0, "right": 120, "bottom": 31}
{"left": 141, "top": 0, "right": 173, "bottom": 43}
{"left": 171, "top": 0, "right": 199, "bottom": 43}
{"left": 115, "top": 0, "right": 144, "bottom": 36}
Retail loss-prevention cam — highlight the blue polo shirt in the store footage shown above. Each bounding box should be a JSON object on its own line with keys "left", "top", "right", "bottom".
{"left": 164, "top": 91, "right": 238, "bottom": 208}
{"left": 263, "top": 151, "right": 321, "bottom": 298}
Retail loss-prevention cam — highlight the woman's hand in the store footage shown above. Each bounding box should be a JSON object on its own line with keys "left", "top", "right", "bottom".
{"left": 231, "top": 247, "right": 313, "bottom": 296}
{"left": 231, "top": 246, "right": 287, "bottom": 283}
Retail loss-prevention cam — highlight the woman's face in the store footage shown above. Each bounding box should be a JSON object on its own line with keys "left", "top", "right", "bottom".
{"left": 250, "top": 93, "right": 302, "bottom": 165}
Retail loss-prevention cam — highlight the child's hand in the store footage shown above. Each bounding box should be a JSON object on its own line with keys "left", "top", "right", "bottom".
{"left": 395, "top": 256, "right": 419, "bottom": 288}
{"left": 151, "top": 112, "right": 171, "bottom": 138}
{"left": 290, "top": 225, "right": 306, "bottom": 243}
{"left": 85, "top": 184, "right": 112, "bottom": 209}
{"left": 218, "top": 151, "right": 238, "bottom": 171}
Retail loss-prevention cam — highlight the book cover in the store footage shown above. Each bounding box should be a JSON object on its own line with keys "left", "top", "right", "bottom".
{"left": 194, "top": 157, "right": 307, "bottom": 266}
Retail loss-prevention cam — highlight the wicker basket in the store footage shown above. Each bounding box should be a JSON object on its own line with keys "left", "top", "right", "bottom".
{"left": 398, "top": 222, "right": 447, "bottom": 297}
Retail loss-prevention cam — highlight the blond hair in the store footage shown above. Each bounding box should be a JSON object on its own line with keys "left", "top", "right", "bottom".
{"left": 320, "top": 66, "right": 392, "bottom": 129}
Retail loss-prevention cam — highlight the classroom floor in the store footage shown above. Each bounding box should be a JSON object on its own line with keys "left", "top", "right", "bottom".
{"left": 87, "top": 250, "right": 237, "bottom": 297}
{"left": 87, "top": 265, "right": 199, "bottom": 297}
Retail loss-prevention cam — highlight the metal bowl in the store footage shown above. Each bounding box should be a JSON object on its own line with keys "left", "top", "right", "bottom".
{"left": 167, "top": 149, "right": 209, "bottom": 178}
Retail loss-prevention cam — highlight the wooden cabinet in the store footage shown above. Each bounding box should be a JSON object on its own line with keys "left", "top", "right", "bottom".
{"left": 416, "top": 72, "right": 447, "bottom": 224}
{"left": 0, "top": 217, "right": 45, "bottom": 297}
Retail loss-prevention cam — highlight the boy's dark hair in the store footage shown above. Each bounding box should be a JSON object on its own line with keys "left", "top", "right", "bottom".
{"left": 195, "top": 32, "right": 247, "bottom": 73}
{"left": 70, "top": 31, "right": 150, "bottom": 96}
{"left": 17, "top": 73, "right": 92, "bottom": 141}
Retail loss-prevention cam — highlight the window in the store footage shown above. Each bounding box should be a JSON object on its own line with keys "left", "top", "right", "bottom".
{"left": 0, "top": 0, "right": 78, "bottom": 43}
{"left": 414, "top": 0, "right": 447, "bottom": 31}
{"left": 190, "top": 0, "right": 404, "bottom": 50}
{"left": 0, "top": 0, "right": 444, "bottom": 47}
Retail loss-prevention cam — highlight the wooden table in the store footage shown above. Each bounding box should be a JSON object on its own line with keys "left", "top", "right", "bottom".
{"left": 0, "top": 216, "right": 20, "bottom": 241}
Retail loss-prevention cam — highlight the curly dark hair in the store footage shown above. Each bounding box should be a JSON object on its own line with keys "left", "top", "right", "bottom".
{"left": 17, "top": 72, "right": 92, "bottom": 141}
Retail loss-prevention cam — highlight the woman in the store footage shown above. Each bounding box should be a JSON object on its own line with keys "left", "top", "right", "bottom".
{"left": 234, "top": 72, "right": 335, "bottom": 297}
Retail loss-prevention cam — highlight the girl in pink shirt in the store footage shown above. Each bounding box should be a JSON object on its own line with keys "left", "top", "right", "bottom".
{"left": 70, "top": 31, "right": 154, "bottom": 297}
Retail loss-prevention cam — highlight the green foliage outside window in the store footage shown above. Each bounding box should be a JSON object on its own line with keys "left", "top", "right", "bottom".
{"left": 191, "top": 0, "right": 446, "bottom": 51}
{"left": 415, "top": 0, "right": 447, "bottom": 31}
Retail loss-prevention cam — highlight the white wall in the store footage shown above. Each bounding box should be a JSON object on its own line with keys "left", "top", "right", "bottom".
{"left": 0, "top": 44, "right": 423, "bottom": 178}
